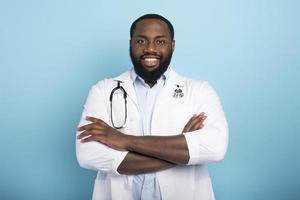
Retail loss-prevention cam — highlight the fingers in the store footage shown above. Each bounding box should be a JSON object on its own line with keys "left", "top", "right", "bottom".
{"left": 188, "top": 112, "right": 205, "bottom": 129}
{"left": 81, "top": 135, "right": 105, "bottom": 143}
{"left": 77, "top": 123, "right": 103, "bottom": 132}
{"left": 191, "top": 120, "right": 204, "bottom": 131}
{"left": 183, "top": 112, "right": 207, "bottom": 133}
{"left": 77, "top": 130, "right": 90, "bottom": 140}
{"left": 189, "top": 113, "right": 206, "bottom": 131}
{"left": 182, "top": 114, "right": 197, "bottom": 133}
{"left": 77, "top": 117, "right": 109, "bottom": 142}
{"left": 77, "top": 116, "right": 106, "bottom": 131}
{"left": 77, "top": 129, "right": 103, "bottom": 140}
{"left": 81, "top": 135, "right": 95, "bottom": 143}
{"left": 86, "top": 116, "right": 105, "bottom": 124}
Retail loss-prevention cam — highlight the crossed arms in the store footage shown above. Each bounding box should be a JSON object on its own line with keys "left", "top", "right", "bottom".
{"left": 76, "top": 81, "right": 228, "bottom": 175}
{"left": 77, "top": 113, "right": 206, "bottom": 174}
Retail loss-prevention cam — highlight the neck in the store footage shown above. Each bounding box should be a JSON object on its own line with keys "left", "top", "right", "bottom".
{"left": 145, "top": 80, "right": 156, "bottom": 88}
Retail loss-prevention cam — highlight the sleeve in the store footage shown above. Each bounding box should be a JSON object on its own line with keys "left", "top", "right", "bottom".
{"left": 183, "top": 81, "right": 229, "bottom": 165}
{"left": 76, "top": 81, "right": 128, "bottom": 175}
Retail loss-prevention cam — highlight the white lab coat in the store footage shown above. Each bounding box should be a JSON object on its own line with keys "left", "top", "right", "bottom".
{"left": 76, "top": 68, "right": 228, "bottom": 200}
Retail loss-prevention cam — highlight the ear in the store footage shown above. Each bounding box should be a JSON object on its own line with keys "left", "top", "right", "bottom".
{"left": 172, "top": 40, "right": 175, "bottom": 52}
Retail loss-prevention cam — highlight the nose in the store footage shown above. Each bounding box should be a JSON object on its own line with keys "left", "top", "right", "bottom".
{"left": 143, "top": 42, "right": 157, "bottom": 54}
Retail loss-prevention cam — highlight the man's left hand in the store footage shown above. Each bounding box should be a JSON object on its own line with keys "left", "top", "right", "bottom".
{"left": 77, "top": 116, "right": 129, "bottom": 151}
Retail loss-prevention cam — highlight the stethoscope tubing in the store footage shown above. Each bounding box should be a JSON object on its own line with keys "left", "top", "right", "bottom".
{"left": 109, "top": 80, "right": 128, "bottom": 129}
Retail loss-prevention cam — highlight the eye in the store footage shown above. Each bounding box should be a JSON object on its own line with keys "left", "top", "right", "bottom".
{"left": 136, "top": 39, "right": 146, "bottom": 44}
{"left": 156, "top": 40, "right": 166, "bottom": 45}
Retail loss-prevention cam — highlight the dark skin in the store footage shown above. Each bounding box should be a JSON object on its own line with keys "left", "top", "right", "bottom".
{"left": 130, "top": 18, "right": 175, "bottom": 87}
{"left": 77, "top": 113, "right": 206, "bottom": 174}
{"left": 77, "top": 19, "right": 207, "bottom": 174}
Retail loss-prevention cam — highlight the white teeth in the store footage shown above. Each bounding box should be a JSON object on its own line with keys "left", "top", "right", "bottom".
{"left": 144, "top": 58, "right": 158, "bottom": 61}
{"left": 142, "top": 57, "right": 159, "bottom": 67}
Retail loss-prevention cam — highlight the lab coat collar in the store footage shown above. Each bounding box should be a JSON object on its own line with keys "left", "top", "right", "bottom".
{"left": 113, "top": 67, "right": 184, "bottom": 106}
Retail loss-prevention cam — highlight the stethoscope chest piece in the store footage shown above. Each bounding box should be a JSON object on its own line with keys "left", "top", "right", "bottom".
{"left": 173, "top": 85, "right": 184, "bottom": 98}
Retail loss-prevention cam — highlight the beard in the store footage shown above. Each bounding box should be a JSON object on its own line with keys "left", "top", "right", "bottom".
{"left": 130, "top": 46, "right": 173, "bottom": 84}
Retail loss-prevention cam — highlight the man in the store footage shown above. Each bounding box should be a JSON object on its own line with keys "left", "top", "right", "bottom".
{"left": 76, "top": 14, "right": 228, "bottom": 200}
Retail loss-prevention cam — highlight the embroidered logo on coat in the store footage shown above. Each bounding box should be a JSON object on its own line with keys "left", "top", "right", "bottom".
{"left": 173, "top": 85, "right": 184, "bottom": 98}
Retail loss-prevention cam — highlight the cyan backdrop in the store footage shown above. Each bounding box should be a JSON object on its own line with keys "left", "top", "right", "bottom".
{"left": 1, "top": 0, "right": 299, "bottom": 199}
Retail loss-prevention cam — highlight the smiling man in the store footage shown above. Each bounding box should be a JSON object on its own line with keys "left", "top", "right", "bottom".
{"left": 129, "top": 17, "right": 174, "bottom": 87}
{"left": 76, "top": 14, "right": 228, "bottom": 200}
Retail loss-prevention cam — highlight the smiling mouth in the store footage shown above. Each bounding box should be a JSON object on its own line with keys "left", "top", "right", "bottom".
{"left": 141, "top": 55, "right": 161, "bottom": 68}
{"left": 142, "top": 58, "right": 159, "bottom": 68}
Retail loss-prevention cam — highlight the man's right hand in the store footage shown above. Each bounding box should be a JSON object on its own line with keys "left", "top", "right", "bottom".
{"left": 182, "top": 112, "right": 206, "bottom": 133}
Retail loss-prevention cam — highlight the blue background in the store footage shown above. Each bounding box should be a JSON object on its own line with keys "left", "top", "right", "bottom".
{"left": 1, "top": 0, "right": 299, "bottom": 199}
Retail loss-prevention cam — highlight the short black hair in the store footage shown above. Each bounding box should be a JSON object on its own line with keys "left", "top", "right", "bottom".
{"left": 130, "top": 14, "right": 174, "bottom": 40}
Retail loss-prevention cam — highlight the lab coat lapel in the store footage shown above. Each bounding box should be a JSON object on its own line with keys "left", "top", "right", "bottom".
{"left": 159, "top": 68, "right": 186, "bottom": 102}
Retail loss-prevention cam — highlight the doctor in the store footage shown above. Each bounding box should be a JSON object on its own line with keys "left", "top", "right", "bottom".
{"left": 76, "top": 14, "right": 228, "bottom": 200}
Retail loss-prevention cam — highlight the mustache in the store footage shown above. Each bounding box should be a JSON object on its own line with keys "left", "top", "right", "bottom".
{"left": 140, "top": 53, "right": 161, "bottom": 59}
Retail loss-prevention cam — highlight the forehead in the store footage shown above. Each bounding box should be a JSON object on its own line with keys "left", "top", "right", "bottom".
{"left": 133, "top": 19, "right": 171, "bottom": 38}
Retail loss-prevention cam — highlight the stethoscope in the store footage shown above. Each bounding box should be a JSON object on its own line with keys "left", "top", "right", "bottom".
{"left": 109, "top": 80, "right": 184, "bottom": 129}
{"left": 109, "top": 80, "right": 127, "bottom": 129}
